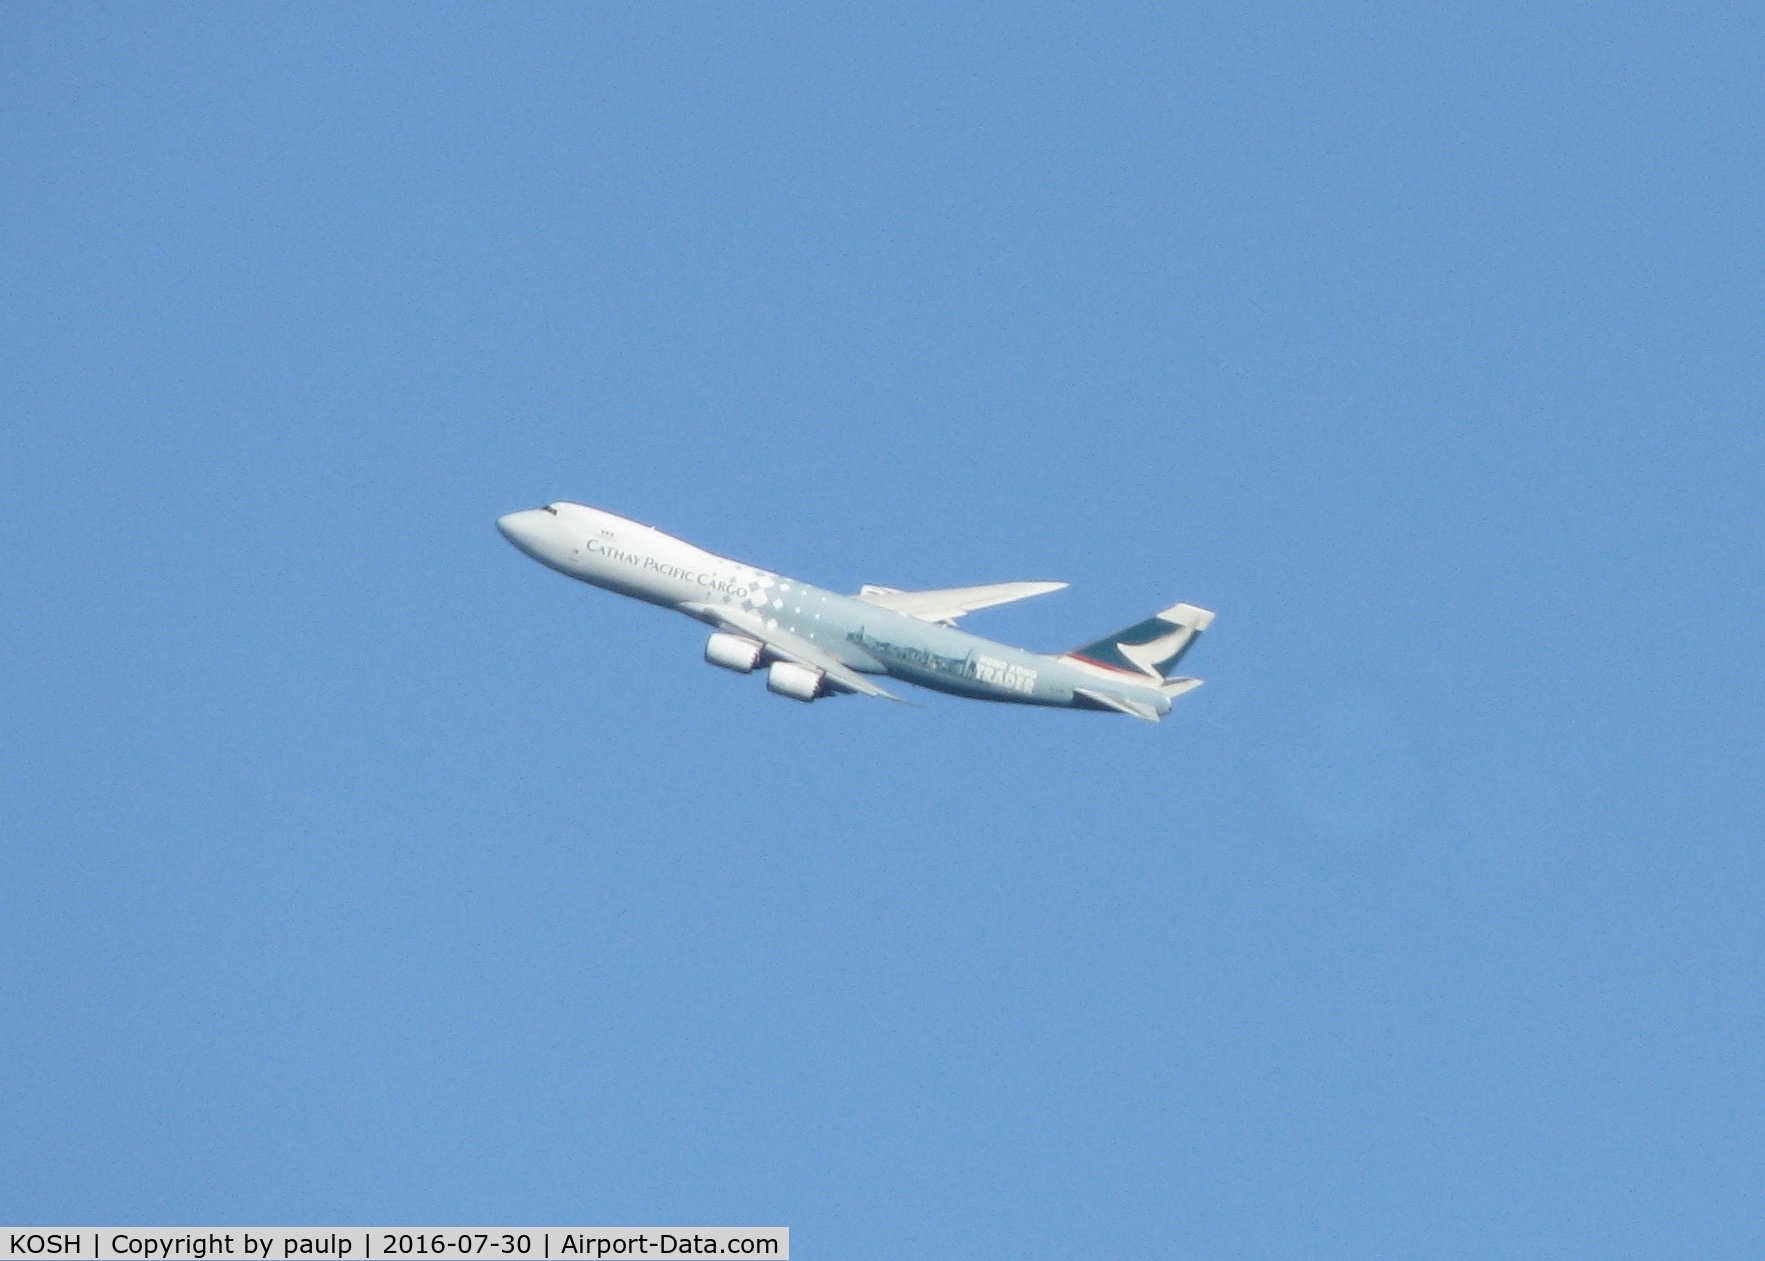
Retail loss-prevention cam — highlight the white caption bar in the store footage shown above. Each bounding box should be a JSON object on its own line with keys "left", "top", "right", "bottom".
{"left": 3, "top": 1232, "right": 786, "bottom": 1261}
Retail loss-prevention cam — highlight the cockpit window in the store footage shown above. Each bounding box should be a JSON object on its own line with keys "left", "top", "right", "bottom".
{"left": 542, "top": 504, "right": 559, "bottom": 515}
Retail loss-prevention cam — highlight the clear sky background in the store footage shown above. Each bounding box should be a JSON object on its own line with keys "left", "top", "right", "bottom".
{"left": 3, "top": 5, "right": 1761, "bottom": 1256}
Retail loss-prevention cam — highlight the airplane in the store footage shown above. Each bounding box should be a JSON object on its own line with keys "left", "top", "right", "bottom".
{"left": 496, "top": 501, "right": 1213, "bottom": 721}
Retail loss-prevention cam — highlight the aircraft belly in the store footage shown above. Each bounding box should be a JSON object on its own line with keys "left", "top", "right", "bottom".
{"left": 573, "top": 557, "right": 686, "bottom": 607}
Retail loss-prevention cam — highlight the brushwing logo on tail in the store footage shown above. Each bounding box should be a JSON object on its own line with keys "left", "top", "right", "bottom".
{"left": 1069, "top": 603, "right": 1214, "bottom": 680}
{"left": 1118, "top": 623, "right": 1198, "bottom": 678}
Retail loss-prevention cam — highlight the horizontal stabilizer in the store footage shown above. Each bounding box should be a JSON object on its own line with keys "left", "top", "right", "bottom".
{"left": 1071, "top": 687, "right": 1162, "bottom": 721}
{"left": 857, "top": 580, "right": 1066, "bottom": 625}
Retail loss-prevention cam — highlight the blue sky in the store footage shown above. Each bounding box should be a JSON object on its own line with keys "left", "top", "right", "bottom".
{"left": 3, "top": 4, "right": 1761, "bottom": 1255}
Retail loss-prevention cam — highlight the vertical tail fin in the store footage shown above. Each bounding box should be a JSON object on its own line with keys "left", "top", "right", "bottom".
{"left": 1063, "top": 602, "right": 1214, "bottom": 682}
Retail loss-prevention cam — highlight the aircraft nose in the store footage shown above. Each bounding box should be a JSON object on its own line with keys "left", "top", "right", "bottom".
{"left": 496, "top": 509, "right": 549, "bottom": 553}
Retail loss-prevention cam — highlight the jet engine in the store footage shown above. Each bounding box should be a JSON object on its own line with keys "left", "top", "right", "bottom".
{"left": 705, "top": 631, "right": 764, "bottom": 673}
{"left": 766, "top": 660, "right": 823, "bottom": 702}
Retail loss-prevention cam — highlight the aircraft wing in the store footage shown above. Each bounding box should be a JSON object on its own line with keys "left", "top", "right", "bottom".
{"left": 856, "top": 580, "right": 1067, "bottom": 625}
{"left": 679, "top": 602, "right": 907, "bottom": 702}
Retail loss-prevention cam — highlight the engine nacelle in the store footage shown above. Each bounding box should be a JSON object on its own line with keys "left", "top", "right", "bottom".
{"left": 766, "top": 660, "right": 823, "bottom": 702}
{"left": 705, "top": 632, "right": 764, "bottom": 673}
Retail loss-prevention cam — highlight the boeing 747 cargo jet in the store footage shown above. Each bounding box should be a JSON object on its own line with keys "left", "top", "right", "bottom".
{"left": 497, "top": 502, "right": 1213, "bottom": 721}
